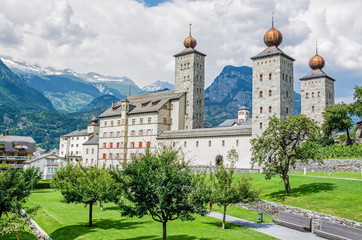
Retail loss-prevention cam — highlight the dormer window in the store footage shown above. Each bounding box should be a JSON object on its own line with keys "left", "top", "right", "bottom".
{"left": 142, "top": 102, "right": 150, "bottom": 107}
{"left": 152, "top": 100, "right": 160, "bottom": 106}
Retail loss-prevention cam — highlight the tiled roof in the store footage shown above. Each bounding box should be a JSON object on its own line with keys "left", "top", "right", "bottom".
{"left": 83, "top": 135, "right": 99, "bottom": 145}
{"left": 157, "top": 126, "right": 251, "bottom": 139}
{"left": 218, "top": 118, "right": 252, "bottom": 127}
{"left": 300, "top": 69, "right": 335, "bottom": 81}
{"left": 173, "top": 48, "right": 206, "bottom": 57}
{"left": 0, "top": 135, "right": 36, "bottom": 152}
{"left": 61, "top": 129, "right": 90, "bottom": 137}
{"left": 99, "top": 90, "right": 185, "bottom": 118}
{"left": 251, "top": 46, "right": 295, "bottom": 61}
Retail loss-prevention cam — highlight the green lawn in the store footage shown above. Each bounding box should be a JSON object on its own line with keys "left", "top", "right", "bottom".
{"left": 212, "top": 205, "right": 274, "bottom": 223}
{"left": 22, "top": 189, "right": 276, "bottom": 240}
{"left": 233, "top": 173, "right": 362, "bottom": 222}
{"left": 290, "top": 172, "right": 362, "bottom": 179}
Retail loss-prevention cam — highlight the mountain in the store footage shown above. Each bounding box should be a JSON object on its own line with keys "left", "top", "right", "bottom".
{"left": 204, "top": 65, "right": 301, "bottom": 126}
{"left": 0, "top": 58, "right": 55, "bottom": 112}
{"left": 80, "top": 94, "right": 122, "bottom": 112}
{"left": 142, "top": 80, "right": 174, "bottom": 92}
{"left": 1, "top": 56, "right": 146, "bottom": 113}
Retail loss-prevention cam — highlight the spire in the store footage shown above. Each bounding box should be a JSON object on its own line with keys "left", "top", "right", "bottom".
{"left": 189, "top": 23, "right": 192, "bottom": 36}
{"left": 272, "top": 11, "right": 274, "bottom": 28}
{"left": 316, "top": 40, "right": 318, "bottom": 55}
{"left": 183, "top": 23, "right": 197, "bottom": 49}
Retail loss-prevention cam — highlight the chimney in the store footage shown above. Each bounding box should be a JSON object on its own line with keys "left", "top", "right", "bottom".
{"left": 5, "top": 129, "right": 9, "bottom": 136}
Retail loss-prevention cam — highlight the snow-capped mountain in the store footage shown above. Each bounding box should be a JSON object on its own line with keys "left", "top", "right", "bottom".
{"left": 1, "top": 56, "right": 63, "bottom": 75}
{"left": 142, "top": 80, "right": 174, "bottom": 92}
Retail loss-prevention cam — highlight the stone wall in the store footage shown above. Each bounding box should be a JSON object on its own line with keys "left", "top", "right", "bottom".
{"left": 290, "top": 159, "right": 362, "bottom": 172}
{"left": 235, "top": 200, "right": 362, "bottom": 230}
{"left": 190, "top": 166, "right": 259, "bottom": 174}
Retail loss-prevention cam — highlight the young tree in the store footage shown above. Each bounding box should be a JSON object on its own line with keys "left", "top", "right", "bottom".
{"left": 52, "top": 165, "right": 121, "bottom": 227}
{"left": 322, "top": 103, "right": 353, "bottom": 145}
{"left": 251, "top": 115, "right": 320, "bottom": 194}
{"left": 119, "top": 147, "right": 208, "bottom": 240}
{"left": 351, "top": 85, "right": 362, "bottom": 118}
{"left": 210, "top": 149, "right": 259, "bottom": 229}
{"left": 0, "top": 167, "right": 41, "bottom": 239}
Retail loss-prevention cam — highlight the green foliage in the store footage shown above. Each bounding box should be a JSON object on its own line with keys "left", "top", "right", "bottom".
{"left": 0, "top": 163, "right": 14, "bottom": 170}
{"left": 351, "top": 85, "right": 362, "bottom": 118}
{"left": 119, "top": 147, "right": 209, "bottom": 240}
{"left": 0, "top": 168, "right": 41, "bottom": 237}
{"left": 323, "top": 103, "right": 353, "bottom": 138}
{"left": 210, "top": 150, "right": 259, "bottom": 229}
{"left": 251, "top": 115, "right": 321, "bottom": 194}
{"left": 316, "top": 143, "right": 362, "bottom": 159}
{"left": 52, "top": 165, "right": 122, "bottom": 227}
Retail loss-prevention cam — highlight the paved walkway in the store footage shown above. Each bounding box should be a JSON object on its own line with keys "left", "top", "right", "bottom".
{"left": 208, "top": 211, "right": 324, "bottom": 240}
{"left": 289, "top": 174, "right": 362, "bottom": 181}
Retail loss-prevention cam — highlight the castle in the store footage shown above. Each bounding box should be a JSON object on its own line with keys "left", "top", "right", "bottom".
{"left": 59, "top": 22, "right": 335, "bottom": 169}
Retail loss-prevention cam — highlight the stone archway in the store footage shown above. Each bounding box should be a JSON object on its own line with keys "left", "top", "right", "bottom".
{"left": 215, "top": 155, "right": 223, "bottom": 166}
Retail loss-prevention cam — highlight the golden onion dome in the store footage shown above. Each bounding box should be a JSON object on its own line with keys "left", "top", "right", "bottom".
{"left": 309, "top": 54, "right": 325, "bottom": 70}
{"left": 184, "top": 35, "right": 197, "bottom": 49}
{"left": 264, "top": 27, "right": 283, "bottom": 47}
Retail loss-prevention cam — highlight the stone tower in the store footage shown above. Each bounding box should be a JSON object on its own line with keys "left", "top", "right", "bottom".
{"left": 251, "top": 20, "right": 295, "bottom": 137}
{"left": 300, "top": 46, "right": 335, "bottom": 126}
{"left": 238, "top": 106, "right": 250, "bottom": 123}
{"left": 174, "top": 25, "right": 206, "bottom": 129}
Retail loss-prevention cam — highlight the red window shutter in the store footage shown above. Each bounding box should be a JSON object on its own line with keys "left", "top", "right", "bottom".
{"left": 139, "top": 142, "right": 142, "bottom": 148}
{"left": 110, "top": 143, "right": 113, "bottom": 148}
{"left": 103, "top": 143, "right": 106, "bottom": 148}
{"left": 117, "top": 142, "right": 119, "bottom": 148}
{"left": 103, "top": 153, "right": 106, "bottom": 159}
{"left": 147, "top": 141, "right": 151, "bottom": 148}
{"left": 132, "top": 142, "right": 135, "bottom": 148}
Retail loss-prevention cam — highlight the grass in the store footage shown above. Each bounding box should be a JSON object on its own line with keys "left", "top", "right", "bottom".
{"left": 233, "top": 173, "right": 362, "bottom": 222}
{"left": 22, "top": 189, "right": 276, "bottom": 240}
{"left": 211, "top": 204, "right": 274, "bottom": 223}
{"left": 290, "top": 172, "right": 362, "bottom": 179}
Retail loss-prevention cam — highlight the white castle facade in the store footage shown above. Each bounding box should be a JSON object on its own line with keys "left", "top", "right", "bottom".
{"left": 59, "top": 22, "right": 335, "bottom": 169}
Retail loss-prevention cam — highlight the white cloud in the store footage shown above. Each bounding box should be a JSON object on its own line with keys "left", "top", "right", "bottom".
{"left": 0, "top": 0, "right": 360, "bottom": 100}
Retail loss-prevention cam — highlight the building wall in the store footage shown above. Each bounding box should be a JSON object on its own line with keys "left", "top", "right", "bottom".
{"left": 252, "top": 54, "right": 294, "bottom": 137}
{"left": 159, "top": 135, "right": 253, "bottom": 169}
{"left": 59, "top": 135, "right": 89, "bottom": 160}
{"left": 82, "top": 144, "right": 98, "bottom": 167}
{"left": 174, "top": 52, "right": 205, "bottom": 129}
{"left": 301, "top": 77, "right": 335, "bottom": 126}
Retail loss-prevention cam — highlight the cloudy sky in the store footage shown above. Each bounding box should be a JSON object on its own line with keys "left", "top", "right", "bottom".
{"left": 0, "top": 0, "right": 361, "bottom": 102}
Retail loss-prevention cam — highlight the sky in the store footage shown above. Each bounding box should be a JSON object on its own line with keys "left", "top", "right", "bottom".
{"left": 0, "top": 0, "right": 361, "bottom": 103}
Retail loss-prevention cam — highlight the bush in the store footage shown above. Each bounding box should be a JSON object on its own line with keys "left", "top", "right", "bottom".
{"left": 34, "top": 180, "right": 52, "bottom": 189}
{"left": 318, "top": 144, "right": 362, "bottom": 159}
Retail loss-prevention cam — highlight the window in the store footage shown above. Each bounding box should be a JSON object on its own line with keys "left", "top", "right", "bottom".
{"left": 71, "top": 144, "right": 74, "bottom": 147}
{"left": 269, "top": 90, "right": 272, "bottom": 96}
{"left": 286, "top": 107, "right": 289, "bottom": 114}
{"left": 163, "top": 118, "right": 167, "bottom": 124}
{"left": 259, "top": 74, "right": 263, "bottom": 81}
{"left": 139, "top": 130, "right": 143, "bottom": 136}
{"left": 103, "top": 132, "right": 107, "bottom": 137}
{"left": 140, "top": 118, "right": 143, "bottom": 124}
{"left": 142, "top": 102, "right": 150, "bottom": 107}
{"left": 147, "top": 141, "right": 151, "bottom": 148}
{"left": 260, "top": 91, "right": 263, "bottom": 97}
{"left": 147, "top": 129, "right": 152, "bottom": 136}
{"left": 312, "top": 106, "right": 315, "bottom": 111}
{"left": 86, "top": 148, "right": 89, "bottom": 154}
{"left": 111, "top": 121, "right": 114, "bottom": 126}
{"left": 132, "top": 119, "right": 135, "bottom": 125}
{"left": 196, "top": 141, "right": 199, "bottom": 147}
{"left": 103, "top": 153, "right": 106, "bottom": 159}
{"left": 131, "top": 130, "right": 135, "bottom": 136}
{"left": 117, "top": 120, "right": 121, "bottom": 125}
{"left": 139, "top": 142, "right": 143, "bottom": 148}
{"left": 236, "top": 140, "right": 239, "bottom": 146}
{"left": 286, "top": 91, "right": 289, "bottom": 98}
{"left": 184, "top": 141, "right": 187, "bottom": 147}
{"left": 104, "top": 121, "right": 107, "bottom": 126}
{"left": 318, "top": 91, "right": 320, "bottom": 97}
{"left": 312, "top": 92, "right": 315, "bottom": 98}
{"left": 260, "top": 122, "right": 263, "bottom": 129}
{"left": 109, "top": 153, "right": 113, "bottom": 160}
{"left": 152, "top": 100, "right": 160, "bottom": 106}
{"left": 148, "top": 117, "right": 151, "bottom": 123}
{"left": 260, "top": 107, "right": 263, "bottom": 113}
{"left": 116, "top": 131, "right": 120, "bottom": 137}
{"left": 306, "top": 93, "right": 309, "bottom": 99}
{"left": 91, "top": 148, "right": 94, "bottom": 154}
{"left": 222, "top": 140, "right": 225, "bottom": 147}
{"left": 269, "top": 106, "right": 272, "bottom": 113}
{"left": 116, "top": 153, "right": 119, "bottom": 159}
{"left": 122, "top": 119, "right": 125, "bottom": 125}
{"left": 103, "top": 143, "right": 106, "bottom": 148}
{"left": 110, "top": 143, "right": 113, "bottom": 148}
{"left": 209, "top": 141, "right": 211, "bottom": 147}
{"left": 131, "top": 142, "right": 135, "bottom": 148}
{"left": 282, "top": 73, "right": 284, "bottom": 81}
{"left": 110, "top": 132, "right": 114, "bottom": 137}
{"left": 269, "top": 73, "right": 272, "bottom": 80}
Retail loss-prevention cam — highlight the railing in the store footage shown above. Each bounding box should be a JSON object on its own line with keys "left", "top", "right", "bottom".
{"left": 0, "top": 156, "right": 32, "bottom": 160}
{"left": 44, "top": 163, "right": 59, "bottom": 167}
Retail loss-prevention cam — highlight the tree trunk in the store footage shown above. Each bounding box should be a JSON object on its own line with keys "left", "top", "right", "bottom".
{"left": 89, "top": 203, "right": 93, "bottom": 227}
{"left": 222, "top": 203, "right": 227, "bottom": 229}
{"left": 0, "top": 211, "right": 2, "bottom": 219}
{"left": 346, "top": 128, "right": 352, "bottom": 146}
{"left": 163, "top": 221, "right": 167, "bottom": 240}
{"left": 100, "top": 201, "right": 103, "bottom": 211}
{"left": 283, "top": 175, "right": 291, "bottom": 194}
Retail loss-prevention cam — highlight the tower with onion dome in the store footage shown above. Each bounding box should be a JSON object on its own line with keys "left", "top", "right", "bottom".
{"left": 251, "top": 16, "right": 295, "bottom": 137}
{"left": 174, "top": 24, "right": 206, "bottom": 129}
{"left": 300, "top": 44, "right": 335, "bottom": 125}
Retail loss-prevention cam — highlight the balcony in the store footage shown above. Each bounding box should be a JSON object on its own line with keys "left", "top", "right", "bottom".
{"left": 0, "top": 156, "right": 32, "bottom": 161}
{"left": 44, "top": 162, "right": 59, "bottom": 167}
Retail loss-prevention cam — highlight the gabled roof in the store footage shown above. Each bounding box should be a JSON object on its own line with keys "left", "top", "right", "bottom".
{"left": 99, "top": 90, "right": 185, "bottom": 118}
{"left": 157, "top": 126, "right": 251, "bottom": 139}
{"left": 251, "top": 46, "right": 295, "bottom": 61}
{"left": 0, "top": 135, "right": 36, "bottom": 152}
{"left": 300, "top": 69, "right": 335, "bottom": 81}
{"left": 218, "top": 118, "right": 252, "bottom": 128}
{"left": 25, "top": 151, "right": 65, "bottom": 164}
{"left": 83, "top": 135, "right": 99, "bottom": 145}
{"left": 173, "top": 48, "right": 206, "bottom": 57}
{"left": 61, "top": 129, "right": 91, "bottom": 137}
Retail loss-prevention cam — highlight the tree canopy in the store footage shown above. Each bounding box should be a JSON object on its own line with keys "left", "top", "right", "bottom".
{"left": 119, "top": 147, "right": 208, "bottom": 240}
{"left": 52, "top": 165, "right": 121, "bottom": 227}
{"left": 251, "top": 115, "right": 321, "bottom": 194}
